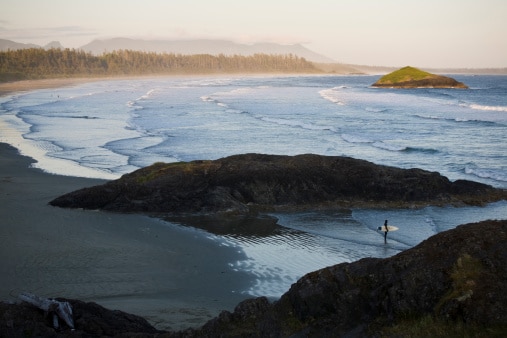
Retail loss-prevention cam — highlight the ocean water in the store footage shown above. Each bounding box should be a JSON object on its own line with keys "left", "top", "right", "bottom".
{"left": 1, "top": 74, "right": 506, "bottom": 297}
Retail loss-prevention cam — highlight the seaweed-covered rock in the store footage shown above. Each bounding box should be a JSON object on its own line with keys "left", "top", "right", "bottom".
{"left": 50, "top": 153, "right": 505, "bottom": 215}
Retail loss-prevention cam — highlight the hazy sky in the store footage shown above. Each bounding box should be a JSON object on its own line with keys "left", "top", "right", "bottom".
{"left": 1, "top": 0, "right": 506, "bottom": 68}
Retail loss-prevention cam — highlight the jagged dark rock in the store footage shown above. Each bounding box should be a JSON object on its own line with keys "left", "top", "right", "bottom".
{"left": 0, "top": 298, "right": 160, "bottom": 337}
{"left": 2, "top": 220, "right": 507, "bottom": 336}
{"left": 49, "top": 153, "right": 506, "bottom": 215}
{"left": 174, "top": 220, "right": 507, "bottom": 337}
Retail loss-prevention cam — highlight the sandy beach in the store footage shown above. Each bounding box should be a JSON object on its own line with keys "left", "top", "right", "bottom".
{"left": 0, "top": 78, "right": 105, "bottom": 96}
{"left": 0, "top": 142, "right": 254, "bottom": 331}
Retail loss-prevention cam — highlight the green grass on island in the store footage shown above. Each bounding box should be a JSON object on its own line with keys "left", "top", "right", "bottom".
{"left": 375, "top": 66, "right": 435, "bottom": 84}
{"left": 373, "top": 66, "right": 468, "bottom": 88}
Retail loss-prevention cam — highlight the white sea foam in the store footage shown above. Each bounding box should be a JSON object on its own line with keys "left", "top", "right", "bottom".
{"left": 465, "top": 166, "right": 507, "bottom": 182}
{"left": 469, "top": 104, "right": 507, "bottom": 112}
{"left": 140, "top": 89, "right": 157, "bottom": 100}
{"left": 318, "top": 88, "right": 345, "bottom": 105}
{"left": 1, "top": 75, "right": 505, "bottom": 189}
{"left": 2, "top": 75, "right": 507, "bottom": 300}
{"left": 126, "top": 88, "right": 157, "bottom": 108}
{"left": 0, "top": 116, "right": 119, "bottom": 179}
{"left": 200, "top": 95, "right": 214, "bottom": 102}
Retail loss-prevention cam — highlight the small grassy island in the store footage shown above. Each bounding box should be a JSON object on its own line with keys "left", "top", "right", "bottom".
{"left": 372, "top": 66, "right": 468, "bottom": 89}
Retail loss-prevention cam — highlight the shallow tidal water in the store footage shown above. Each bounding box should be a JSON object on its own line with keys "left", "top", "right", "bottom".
{"left": 1, "top": 74, "right": 506, "bottom": 298}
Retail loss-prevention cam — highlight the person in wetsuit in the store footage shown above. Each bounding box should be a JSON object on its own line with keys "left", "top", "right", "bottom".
{"left": 383, "top": 220, "right": 388, "bottom": 243}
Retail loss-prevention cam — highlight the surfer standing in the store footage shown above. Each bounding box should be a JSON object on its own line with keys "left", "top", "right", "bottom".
{"left": 384, "top": 220, "right": 389, "bottom": 243}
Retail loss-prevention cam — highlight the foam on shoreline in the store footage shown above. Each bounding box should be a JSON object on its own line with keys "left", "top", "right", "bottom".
{"left": 0, "top": 117, "right": 119, "bottom": 179}
{"left": 0, "top": 142, "right": 254, "bottom": 330}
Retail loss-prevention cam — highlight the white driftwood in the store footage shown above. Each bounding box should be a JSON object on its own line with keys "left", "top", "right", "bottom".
{"left": 19, "top": 292, "right": 74, "bottom": 329}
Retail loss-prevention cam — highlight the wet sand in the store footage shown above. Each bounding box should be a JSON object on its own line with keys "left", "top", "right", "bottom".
{"left": 0, "top": 78, "right": 105, "bottom": 96}
{"left": 0, "top": 142, "right": 254, "bottom": 331}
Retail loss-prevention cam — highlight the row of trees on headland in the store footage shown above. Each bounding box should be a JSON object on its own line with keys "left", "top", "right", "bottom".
{"left": 0, "top": 48, "right": 321, "bottom": 81}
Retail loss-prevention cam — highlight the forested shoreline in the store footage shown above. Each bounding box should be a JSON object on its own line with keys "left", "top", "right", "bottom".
{"left": 0, "top": 48, "right": 321, "bottom": 81}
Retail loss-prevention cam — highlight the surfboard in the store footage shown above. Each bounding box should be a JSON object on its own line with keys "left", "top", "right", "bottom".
{"left": 377, "top": 225, "right": 399, "bottom": 232}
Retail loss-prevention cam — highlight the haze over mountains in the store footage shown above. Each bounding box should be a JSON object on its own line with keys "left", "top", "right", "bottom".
{"left": 2, "top": 38, "right": 506, "bottom": 74}
{"left": 0, "top": 38, "right": 335, "bottom": 63}
{"left": 82, "top": 38, "right": 337, "bottom": 63}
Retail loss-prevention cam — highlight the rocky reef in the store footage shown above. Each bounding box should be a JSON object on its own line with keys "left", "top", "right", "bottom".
{"left": 50, "top": 153, "right": 505, "bottom": 215}
{"left": 177, "top": 220, "right": 507, "bottom": 337}
{"left": 0, "top": 297, "right": 160, "bottom": 337}
{"left": 372, "top": 66, "right": 468, "bottom": 88}
{"left": 2, "top": 220, "right": 507, "bottom": 337}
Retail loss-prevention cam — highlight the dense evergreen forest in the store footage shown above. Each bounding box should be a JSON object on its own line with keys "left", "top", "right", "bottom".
{"left": 0, "top": 48, "right": 321, "bottom": 81}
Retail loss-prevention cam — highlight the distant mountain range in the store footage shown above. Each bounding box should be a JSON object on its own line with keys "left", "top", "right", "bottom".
{"left": 0, "top": 37, "right": 335, "bottom": 63}
{"left": 2, "top": 38, "right": 506, "bottom": 74}
{"left": 81, "top": 38, "right": 337, "bottom": 63}
{"left": 0, "top": 39, "right": 63, "bottom": 50}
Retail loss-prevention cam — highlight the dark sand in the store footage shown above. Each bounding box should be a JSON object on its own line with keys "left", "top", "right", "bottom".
{"left": 0, "top": 78, "right": 104, "bottom": 96}
{"left": 0, "top": 142, "right": 254, "bottom": 331}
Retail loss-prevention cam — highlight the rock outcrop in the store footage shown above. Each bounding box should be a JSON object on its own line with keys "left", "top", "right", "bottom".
{"left": 50, "top": 153, "right": 505, "bottom": 215}
{"left": 2, "top": 220, "right": 507, "bottom": 337}
{"left": 176, "top": 220, "right": 507, "bottom": 337}
{"left": 0, "top": 297, "right": 160, "bottom": 337}
{"left": 372, "top": 66, "right": 468, "bottom": 88}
